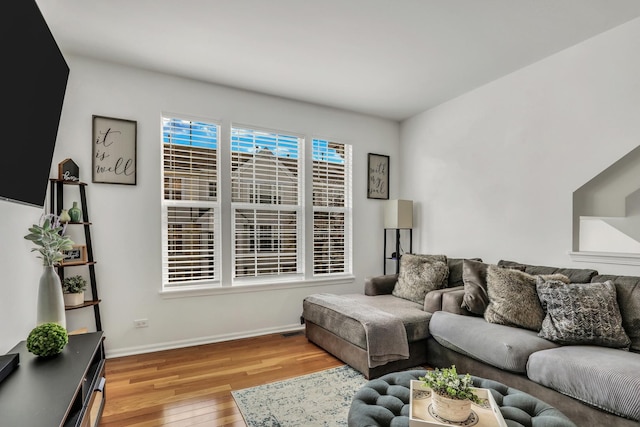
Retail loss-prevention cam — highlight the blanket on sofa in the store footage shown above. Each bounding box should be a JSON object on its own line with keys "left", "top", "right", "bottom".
{"left": 304, "top": 293, "right": 409, "bottom": 368}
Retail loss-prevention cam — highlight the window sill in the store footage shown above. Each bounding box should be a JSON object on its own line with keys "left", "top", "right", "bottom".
{"left": 568, "top": 251, "right": 640, "bottom": 266}
{"left": 159, "top": 274, "right": 355, "bottom": 299}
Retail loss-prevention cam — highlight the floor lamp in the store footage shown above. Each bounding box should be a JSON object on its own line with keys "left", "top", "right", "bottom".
{"left": 383, "top": 199, "right": 413, "bottom": 274}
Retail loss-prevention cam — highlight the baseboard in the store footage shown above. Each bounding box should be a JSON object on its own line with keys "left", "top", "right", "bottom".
{"left": 106, "top": 323, "right": 304, "bottom": 358}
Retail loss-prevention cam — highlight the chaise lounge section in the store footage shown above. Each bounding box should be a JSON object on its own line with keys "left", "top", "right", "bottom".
{"left": 302, "top": 257, "right": 475, "bottom": 379}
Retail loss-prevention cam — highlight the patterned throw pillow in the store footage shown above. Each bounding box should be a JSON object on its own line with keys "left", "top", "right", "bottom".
{"left": 536, "top": 279, "right": 631, "bottom": 349}
{"left": 484, "top": 266, "right": 569, "bottom": 331}
{"left": 392, "top": 254, "right": 449, "bottom": 304}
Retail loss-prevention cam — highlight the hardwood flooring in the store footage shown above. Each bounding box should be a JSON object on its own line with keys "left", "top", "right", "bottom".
{"left": 100, "top": 330, "right": 342, "bottom": 426}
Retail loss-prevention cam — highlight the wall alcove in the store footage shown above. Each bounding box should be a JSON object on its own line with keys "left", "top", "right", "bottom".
{"left": 572, "top": 144, "right": 640, "bottom": 265}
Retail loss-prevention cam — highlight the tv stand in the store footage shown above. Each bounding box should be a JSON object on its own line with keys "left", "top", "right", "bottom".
{"left": 0, "top": 332, "right": 105, "bottom": 427}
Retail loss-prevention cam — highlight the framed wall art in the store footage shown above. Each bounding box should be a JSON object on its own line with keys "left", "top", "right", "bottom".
{"left": 92, "top": 115, "right": 137, "bottom": 185}
{"left": 367, "top": 153, "right": 389, "bottom": 200}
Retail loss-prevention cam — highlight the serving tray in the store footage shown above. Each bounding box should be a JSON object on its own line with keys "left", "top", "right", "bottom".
{"left": 409, "top": 380, "right": 508, "bottom": 427}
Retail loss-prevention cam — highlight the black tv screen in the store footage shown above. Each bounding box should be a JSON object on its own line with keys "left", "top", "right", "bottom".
{"left": 1, "top": 0, "right": 69, "bottom": 208}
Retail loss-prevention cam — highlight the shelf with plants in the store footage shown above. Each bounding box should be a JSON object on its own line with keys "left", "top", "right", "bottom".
{"left": 49, "top": 178, "right": 103, "bottom": 331}
{"left": 65, "top": 300, "right": 102, "bottom": 311}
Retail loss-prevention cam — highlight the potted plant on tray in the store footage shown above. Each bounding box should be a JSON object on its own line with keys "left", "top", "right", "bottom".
{"left": 419, "top": 365, "right": 481, "bottom": 422}
{"left": 62, "top": 275, "right": 87, "bottom": 307}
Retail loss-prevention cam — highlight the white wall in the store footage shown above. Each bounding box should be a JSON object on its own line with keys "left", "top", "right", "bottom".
{"left": 401, "top": 17, "right": 640, "bottom": 276}
{"left": 0, "top": 56, "right": 400, "bottom": 356}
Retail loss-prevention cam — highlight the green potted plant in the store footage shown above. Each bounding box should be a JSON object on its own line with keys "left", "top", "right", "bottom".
{"left": 62, "top": 275, "right": 87, "bottom": 307}
{"left": 24, "top": 214, "right": 75, "bottom": 327}
{"left": 24, "top": 214, "right": 75, "bottom": 267}
{"left": 419, "top": 365, "right": 481, "bottom": 422}
{"left": 26, "top": 322, "right": 69, "bottom": 357}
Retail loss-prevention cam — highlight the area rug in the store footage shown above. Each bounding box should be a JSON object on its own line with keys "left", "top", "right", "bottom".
{"left": 232, "top": 365, "right": 368, "bottom": 426}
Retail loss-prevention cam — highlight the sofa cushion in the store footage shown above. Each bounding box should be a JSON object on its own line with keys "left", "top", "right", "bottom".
{"left": 497, "top": 260, "right": 597, "bottom": 283}
{"left": 429, "top": 311, "right": 559, "bottom": 373}
{"left": 592, "top": 274, "right": 640, "bottom": 353}
{"left": 302, "top": 294, "right": 431, "bottom": 350}
{"left": 484, "top": 266, "right": 569, "bottom": 331}
{"left": 527, "top": 346, "right": 640, "bottom": 421}
{"left": 462, "top": 260, "right": 527, "bottom": 316}
{"left": 536, "top": 279, "right": 630, "bottom": 349}
{"left": 392, "top": 254, "right": 448, "bottom": 304}
{"left": 423, "top": 286, "right": 464, "bottom": 313}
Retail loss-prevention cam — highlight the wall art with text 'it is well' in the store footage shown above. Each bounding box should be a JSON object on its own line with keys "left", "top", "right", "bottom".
{"left": 92, "top": 115, "right": 137, "bottom": 185}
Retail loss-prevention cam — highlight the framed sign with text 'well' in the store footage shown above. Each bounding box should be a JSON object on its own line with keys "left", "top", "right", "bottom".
{"left": 92, "top": 115, "right": 137, "bottom": 185}
{"left": 367, "top": 153, "right": 389, "bottom": 200}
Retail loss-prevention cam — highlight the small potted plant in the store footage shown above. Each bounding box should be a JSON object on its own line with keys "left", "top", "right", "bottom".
{"left": 62, "top": 275, "right": 87, "bottom": 307}
{"left": 26, "top": 322, "right": 69, "bottom": 357}
{"left": 419, "top": 365, "right": 481, "bottom": 422}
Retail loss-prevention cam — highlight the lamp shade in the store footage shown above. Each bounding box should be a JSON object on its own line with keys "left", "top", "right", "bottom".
{"left": 384, "top": 199, "right": 413, "bottom": 229}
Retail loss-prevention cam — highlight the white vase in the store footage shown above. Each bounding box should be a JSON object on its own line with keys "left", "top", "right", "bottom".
{"left": 37, "top": 266, "right": 66, "bottom": 328}
{"left": 431, "top": 392, "right": 472, "bottom": 422}
{"left": 63, "top": 292, "right": 84, "bottom": 307}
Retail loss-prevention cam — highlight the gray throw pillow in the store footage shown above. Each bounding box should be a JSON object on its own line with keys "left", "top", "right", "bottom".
{"left": 462, "top": 260, "right": 527, "bottom": 316}
{"left": 461, "top": 259, "right": 490, "bottom": 315}
{"left": 446, "top": 257, "right": 482, "bottom": 288}
{"left": 484, "top": 266, "right": 569, "bottom": 331}
{"left": 536, "top": 279, "right": 631, "bottom": 349}
{"left": 392, "top": 254, "right": 449, "bottom": 304}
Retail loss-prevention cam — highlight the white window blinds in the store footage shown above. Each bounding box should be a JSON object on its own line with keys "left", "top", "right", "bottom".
{"left": 162, "top": 117, "right": 219, "bottom": 287}
{"left": 231, "top": 126, "right": 303, "bottom": 280}
{"left": 312, "top": 139, "right": 352, "bottom": 275}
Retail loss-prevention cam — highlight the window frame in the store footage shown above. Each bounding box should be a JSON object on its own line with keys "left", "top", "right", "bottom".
{"left": 311, "top": 139, "right": 352, "bottom": 276}
{"left": 161, "top": 115, "right": 221, "bottom": 290}
{"left": 160, "top": 116, "right": 355, "bottom": 297}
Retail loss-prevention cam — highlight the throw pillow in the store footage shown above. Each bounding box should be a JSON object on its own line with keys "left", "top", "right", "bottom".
{"left": 461, "top": 259, "right": 490, "bottom": 315}
{"left": 484, "top": 266, "right": 569, "bottom": 331}
{"left": 536, "top": 278, "right": 631, "bottom": 349}
{"left": 461, "top": 260, "right": 528, "bottom": 316}
{"left": 392, "top": 254, "right": 449, "bottom": 304}
{"left": 446, "top": 257, "right": 482, "bottom": 288}
{"left": 591, "top": 274, "right": 640, "bottom": 353}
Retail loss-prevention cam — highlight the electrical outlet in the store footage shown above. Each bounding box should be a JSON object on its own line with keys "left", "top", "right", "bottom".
{"left": 134, "top": 318, "right": 149, "bottom": 328}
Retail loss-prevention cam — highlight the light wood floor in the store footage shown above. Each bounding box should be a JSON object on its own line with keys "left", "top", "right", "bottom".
{"left": 100, "top": 330, "right": 343, "bottom": 426}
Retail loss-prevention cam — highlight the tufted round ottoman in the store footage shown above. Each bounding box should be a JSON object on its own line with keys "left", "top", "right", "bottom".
{"left": 348, "top": 370, "right": 576, "bottom": 427}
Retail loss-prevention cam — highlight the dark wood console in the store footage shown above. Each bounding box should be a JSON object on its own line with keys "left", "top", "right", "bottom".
{"left": 0, "top": 331, "right": 105, "bottom": 427}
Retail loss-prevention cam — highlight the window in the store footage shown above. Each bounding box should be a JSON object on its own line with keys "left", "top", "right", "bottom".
{"left": 231, "top": 126, "right": 303, "bottom": 281}
{"left": 161, "top": 116, "right": 352, "bottom": 291}
{"left": 312, "top": 139, "right": 352, "bottom": 275}
{"left": 162, "top": 117, "right": 219, "bottom": 288}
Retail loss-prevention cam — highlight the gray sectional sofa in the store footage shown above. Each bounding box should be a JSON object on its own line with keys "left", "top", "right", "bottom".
{"left": 302, "top": 256, "right": 640, "bottom": 427}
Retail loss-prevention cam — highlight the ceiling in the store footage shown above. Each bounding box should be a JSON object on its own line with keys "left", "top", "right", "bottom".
{"left": 36, "top": 0, "right": 640, "bottom": 121}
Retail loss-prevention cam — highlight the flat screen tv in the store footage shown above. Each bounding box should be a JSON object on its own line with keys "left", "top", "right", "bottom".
{"left": 1, "top": 0, "right": 69, "bottom": 208}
